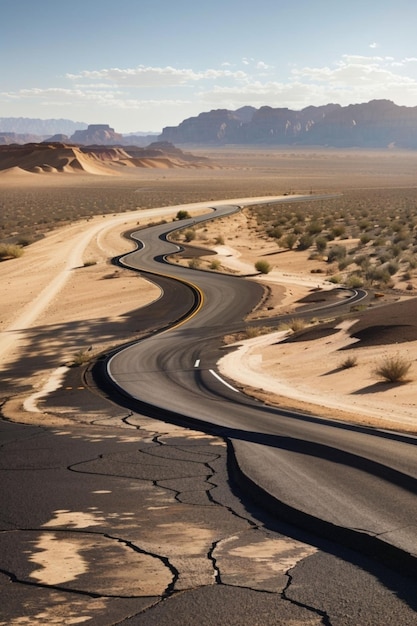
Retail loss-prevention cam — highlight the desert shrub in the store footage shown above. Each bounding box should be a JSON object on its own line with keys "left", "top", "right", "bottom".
{"left": 386, "top": 260, "right": 399, "bottom": 276}
{"left": 83, "top": 259, "right": 97, "bottom": 267}
{"left": 315, "top": 236, "right": 328, "bottom": 253}
{"left": 331, "top": 224, "right": 346, "bottom": 238}
{"left": 175, "top": 210, "right": 191, "bottom": 220}
{"left": 307, "top": 220, "right": 323, "bottom": 235}
{"left": 390, "top": 244, "right": 402, "bottom": 258}
{"left": 0, "top": 244, "right": 24, "bottom": 260}
{"left": 215, "top": 235, "right": 225, "bottom": 245}
{"left": 283, "top": 233, "right": 297, "bottom": 249}
{"left": 255, "top": 259, "right": 272, "bottom": 274}
{"left": 346, "top": 273, "right": 364, "bottom": 288}
{"left": 340, "top": 355, "right": 358, "bottom": 369}
{"left": 337, "top": 257, "right": 352, "bottom": 271}
{"left": 210, "top": 259, "right": 221, "bottom": 270}
{"left": 374, "top": 354, "right": 412, "bottom": 383}
{"left": 359, "top": 219, "right": 371, "bottom": 231}
{"left": 71, "top": 350, "right": 93, "bottom": 367}
{"left": 267, "top": 225, "right": 283, "bottom": 239}
{"left": 184, "top": 229, "right": 196, "bottom": 242}
{"left": 359, "top": 233, "right": 372, "bottom": 245}
{"left": 244, "top": 326, "right": 269, "bottom": 338}
{"left": 297, "top": 234, "right": 313, "bottom": 250}
{"left": 188, "top": 258, "right": 201, "bottom": 269}
{"left": 279, "top": 318, "right": 306, "bottom": 332}
{"left": 328, "top": 274, "right": 342, "bottom": 284}
{"left": 354, "top": 254, "right": 370, "bottom": 269}
{"left": 327, "top": 244, "right": 347, "bottom": 263}
{"left": 367, "top": 266, "right": 391, "bottom": 285}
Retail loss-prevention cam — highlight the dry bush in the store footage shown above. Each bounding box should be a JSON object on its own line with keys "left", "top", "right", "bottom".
{"left": 340, "top": 355, "right": 358, "bottom": 369}
{"left": 279, "top": 318, "right": 306, "bottom": 332}
{"left": 188, "top": 257, "right": 201, "bottom": 269}
{"left": 374, "top": 354, "right": 412, "bottom": 383}
{"left": 255, "top": 259, "right": 272, "bottom": 274}
{"left": 210, "top": 259, "right": 221, "bottom": 270}
{"left": 70, "top": 350, "right": 93, "bottom": 367}
{"left": 0, "top": 243, "right": 24, "bottom": 259}
{"left": 184, "top": 229, "right": 196, "bottom": 242}
{"left": 243, "top": 326, "right": 270, "bottom": 338}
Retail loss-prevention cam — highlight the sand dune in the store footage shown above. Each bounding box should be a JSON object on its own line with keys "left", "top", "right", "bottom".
{"left": 0, "top": 143, "right": 214, "bottom": 177}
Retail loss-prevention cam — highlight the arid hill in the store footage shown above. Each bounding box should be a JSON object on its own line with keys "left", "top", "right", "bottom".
{"left": 0, "top": 142, "right": 213, "bottom": 176}
{"left": 159, "top": 99, "right": 417, "bottom": 148}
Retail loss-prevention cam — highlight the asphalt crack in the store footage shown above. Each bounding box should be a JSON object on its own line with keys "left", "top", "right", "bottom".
{"left": 0, "top": 527, "right": 178, "bottom": 599}
{"left": 208, "top": 539, "right": 222, "bottom": 584}
{"left": 282, "top": 567, "right": 332, "bottom": 625}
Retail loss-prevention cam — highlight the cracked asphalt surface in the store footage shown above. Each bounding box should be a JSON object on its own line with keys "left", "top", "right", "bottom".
{"left": 1, "top": 374, "right": 417, "bottom": 625}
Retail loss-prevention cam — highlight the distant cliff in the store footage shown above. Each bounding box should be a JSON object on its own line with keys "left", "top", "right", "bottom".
{"left": 0, "top": 117, "right": 87, "bottom": 137}
{"left": 70, "top": 124, "right": 124, "bottom": 145}
{"left": 159, "top": 100, "right": 417, "bottom": 148}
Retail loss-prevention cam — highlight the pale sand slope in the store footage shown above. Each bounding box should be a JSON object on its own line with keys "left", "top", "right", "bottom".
{"left": 0, "top": 200, "right": 223, "bottom": 421}
{"left": 209, "top": 227, "right": 417, "bottom": 433}
{"left": 184, "top": 208, "right": 417, "bottom": 432}
{"left": 2, "top": 200, "right": 417, "bottom": 432}
{"left": 0, "top": 196, "right": 287, "bottom": 423}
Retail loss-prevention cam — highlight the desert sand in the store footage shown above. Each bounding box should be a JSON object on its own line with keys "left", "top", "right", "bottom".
{"left": 2, "top": 147, "right": 417, "bottom": 434}
{"left": 0, "top": 194, "right": 416, "bottom": 435}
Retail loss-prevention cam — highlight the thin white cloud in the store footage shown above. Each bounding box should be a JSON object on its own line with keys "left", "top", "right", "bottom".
{"left": 67, "top": 66, "right": 247, "bottom": 88}
{"left": 4, "top": 53, "right": 417, "bottom": 131}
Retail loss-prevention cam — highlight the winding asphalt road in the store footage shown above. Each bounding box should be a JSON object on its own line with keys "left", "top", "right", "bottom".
{"left": 106, "top": 197, "right": 417, "bottom": 575}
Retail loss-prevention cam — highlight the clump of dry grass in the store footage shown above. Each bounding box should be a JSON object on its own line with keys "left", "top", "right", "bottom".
{"left": 243, "top": 326, "right": 270, "bottom": 338}
{"left": 255, "top": 259, "right": 272, "bottom": 274}
{"left": 278, "top": 318, "right": 306, "bottom": 333}
{"left": 340, "top": 355, "right": 358, "bottom": 369}
{"left": 70, "top": 349, "right": 94, "bottom": 367}
{"left": 374, "top": 354, "right": 412, "bottom": 383}
{"left": 0, "top": 243, "right": 24, "bottom": 260}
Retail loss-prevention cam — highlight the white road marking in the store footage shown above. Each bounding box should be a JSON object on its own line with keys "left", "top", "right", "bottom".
{"left": 194, "top": 359, "right": 200, "bottom": 367}
{"left": 209, "top": 369, "right": 240, "bottom": 392}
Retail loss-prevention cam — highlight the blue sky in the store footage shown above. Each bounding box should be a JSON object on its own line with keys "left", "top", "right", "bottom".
{"left": 2, "top": 0, "right": 417, "bottom": 132}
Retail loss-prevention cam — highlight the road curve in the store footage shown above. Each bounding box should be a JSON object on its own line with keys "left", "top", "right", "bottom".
{"left": 105, "top": 196, "right": 417, "bottom": 575}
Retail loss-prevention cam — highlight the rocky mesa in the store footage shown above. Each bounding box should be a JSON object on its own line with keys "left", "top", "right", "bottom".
{"left": 159, "top": 99, "right": 417, "bottom": 148}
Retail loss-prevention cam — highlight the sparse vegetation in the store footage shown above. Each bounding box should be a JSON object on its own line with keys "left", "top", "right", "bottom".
{"left": 209, "top": 259, "right": 221, "bottom": 270}
{"left": 175, "top": 210, "right": 191, "bottom": 220}
{"left": 279, "top": 318, "right": 307, "bottom": 332}
{"left": 374, "top": 354, "right": 412, "bottom": 383}
{"left": 255, "top": 259, "right": 272, "bottom": 274}
{"left": 70, "top": 349, "right": 94, "bottom": 367}
{"left": 251, "top": 186, "right": 417, "bottom": 292}
{"left": 340, "top": 355, "right": 358, "bottom": 369}
{"left": 184, "top": 229, "right": 196, "bottom": 242}
{"left": 0, "top": 243, "right": 24, "bottom": 260}
{"left": 244, "top": 326, "right": 270, "bottom": 338}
